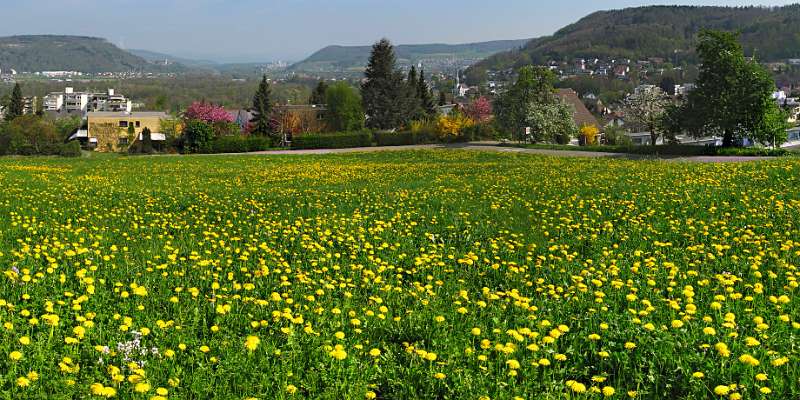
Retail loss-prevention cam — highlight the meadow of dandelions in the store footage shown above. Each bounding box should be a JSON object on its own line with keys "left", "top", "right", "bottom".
{"left": 0, "top": 150, "right": 798, "bottom": 399}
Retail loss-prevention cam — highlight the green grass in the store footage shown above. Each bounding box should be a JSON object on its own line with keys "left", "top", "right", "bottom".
{"left": 0, "top": 150, "right": 798, "bottom": 399}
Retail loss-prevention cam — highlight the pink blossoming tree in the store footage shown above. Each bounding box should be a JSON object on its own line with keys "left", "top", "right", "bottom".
{"left": 184, "top": 102, "right": 234, "bottom": 124}
{"left": 465, "top": 96, "right": 493, "bottom": 123}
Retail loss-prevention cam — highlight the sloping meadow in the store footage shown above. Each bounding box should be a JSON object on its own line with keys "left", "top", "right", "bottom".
{"left": 0, "top": 151, "right": 798, "bottom": 399}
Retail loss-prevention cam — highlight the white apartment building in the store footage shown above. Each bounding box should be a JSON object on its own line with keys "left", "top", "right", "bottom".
{"left": 43, "top": 87, "right": 132, "bottom": 115}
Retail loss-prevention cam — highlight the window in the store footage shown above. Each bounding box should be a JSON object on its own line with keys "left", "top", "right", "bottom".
{"left": 135, "top": 121, "right": 141, "bottom": 128}
{"left": 119, "top": 121, "right": 128, "bottom": 128}
{"left": 118, "top": 137, "right": 129, "bottom": 145}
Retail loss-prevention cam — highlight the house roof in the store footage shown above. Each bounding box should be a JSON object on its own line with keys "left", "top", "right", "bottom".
{"left": 87, "top": 111, "right": 168, "bottom": 118}
{"left": 555, "top": 89, "right": 599, "bottom": 128}
{"left": 273, "top": 105, "right": 327, "bottom": 111}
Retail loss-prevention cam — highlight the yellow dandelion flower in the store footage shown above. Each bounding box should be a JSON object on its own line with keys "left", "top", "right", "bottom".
{"left": 244, "top": 335, "right": 260, "bottom": 352}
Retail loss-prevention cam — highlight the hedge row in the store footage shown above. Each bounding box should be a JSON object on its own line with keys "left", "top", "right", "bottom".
{"left": 291, "top": 131, "right": 372, "bottom": 150}
{"left": 514, "top": 143, "right": 794, "bottom": 157}
{"left": 0, "top": 141, "right": 82, "bottom": 157}
{"left": 201, "top": 136, "right": 275, "bottom": 154}
{"left": 373, "top": 131, "right": 419, "bottom": 146}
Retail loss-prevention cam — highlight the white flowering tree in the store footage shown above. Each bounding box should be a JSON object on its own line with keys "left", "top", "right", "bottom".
{"left": 624, "top": 86, "right": 670, "bottom": 146}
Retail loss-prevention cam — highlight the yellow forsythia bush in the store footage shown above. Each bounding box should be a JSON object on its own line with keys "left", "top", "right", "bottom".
{"left": 580, "top": 124, "right": 600, "bottom": 146}
{"left": 436, "top": 112, "right": 475, "bottom": 139}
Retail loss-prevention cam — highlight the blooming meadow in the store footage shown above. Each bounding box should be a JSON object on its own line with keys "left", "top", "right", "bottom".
{"left": 0, "top": 151, "right": 798, "bottom": 399}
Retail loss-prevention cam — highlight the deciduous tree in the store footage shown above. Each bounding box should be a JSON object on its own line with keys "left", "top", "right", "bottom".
{"left": 524, "top": 100, "right": 578, "bottom": 144}
{"left": 465, "top": 96, "right": 493, "bottom": 123}
{"left": 678, "top": 30, "right": 783, "bottom": 147}
{"left": 326, "top": 82, "right": 364, "bottom": 132}
{"left": 184, "top": 119, "right": 215, "bottom": 153}
{"left": 185, "top": 101, "right": 234, "bottom": 124}
{"left": 623, "top": 86, "right": 669, "bottom": 146}
{"left": 4, "top": 115, "right": 59, "bottom": 153}
{"left": 494, "top": 66, "right": 575, "bottom": 142}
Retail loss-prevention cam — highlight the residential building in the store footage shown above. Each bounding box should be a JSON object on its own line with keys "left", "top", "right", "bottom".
{"left": 43, "top": 87, "right": 132, "bottom": 115}
{"left": 91, "top": 89, "right": 131, "bottom": 113}
{"left": 456, "top": 83, "right": 470, "bottom": 98}
{"left": 625, "top": 131, "right": 665, "bottom": 146}
{"left": 227, "top": 109, "right": 254, "bottom": 132}
{"left": 43, "top": 92, "right": 64, "bottom": 112}
{"left": 437, "top": 104, "right": 458, "bottom": 116}
{"left": 22, "top": 96, "right": 38, "bottom": 115}
{"left": 674, "top": 84, "right": 696, "bottom": 97}
{"left": 271, "top": 105, "right": 328, "bottom": 135}
{"left": 786, "top": 104, "right": 800, "bottom": 124}
{"left": 786, "top": 128, "right": 800, "bottom": 147}
{"left": 614, "top": 65, "right": 630, "bottom": 78}
{"left": 0, "top": 97, "right": 38, "bottom": 117}
{"left": 79, "top": 111, "right": 168, "bottom": 152}
{"left": 634, "top": 84, "right": 658, "bottom": 96}
{"left": 40, "top": 71, "right": 83, "bottom": 78}
{"left": 555, "top": 89, "right": 600, "bottom": 128}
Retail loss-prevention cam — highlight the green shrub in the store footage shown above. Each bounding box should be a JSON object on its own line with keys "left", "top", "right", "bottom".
{"left": 715, "top": 147, "right": 789, "bottom": 157}
{"left": 374, "top": 131, "right": 417, "bottom": 146}
{"left": 207, "top": 136, "right": 248, "bottom": 153}
{"left": 622, "top": 144, "right": 714, "bottom": 156}
{"left": 408, "top": 120, "right": 437, "bottom": 144}
{"left": 603, "top": 126, "right": 632, "bottom": 146}
{"left": 203, "top": 136, "right": 274, "bottom": 154}
{"left": 184, "top": 120, "right": 215, "bottom": 153}
{"left": 0, "top": 139, "right": 82, "bottom": 157}
{"left": 291, "top": 131, "right": 372, "bottom": 150}
{"left": 58, "top": 141, "right": 83, "bottom": 157}
{"left": 35, "top": 143, "right": 61, "bottom": 156}
{"left": 462, "top": 123, "right": 498, "bottom": 142}
{"left": 554, "top": 131, "right": 572, "bottom": 145}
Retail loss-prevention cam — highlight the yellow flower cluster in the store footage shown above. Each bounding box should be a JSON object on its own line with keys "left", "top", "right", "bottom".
{"left": 0, "top": 151, "right": 797, "bottom": 399}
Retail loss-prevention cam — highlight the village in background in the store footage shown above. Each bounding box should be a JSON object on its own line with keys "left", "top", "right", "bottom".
{"left": 1, "top": 5, "right": 800, "bottom": 156}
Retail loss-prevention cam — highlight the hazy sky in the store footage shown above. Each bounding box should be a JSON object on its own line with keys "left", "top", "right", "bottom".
{"left": 1, "top": 0, "right": 796, "bottom": 63}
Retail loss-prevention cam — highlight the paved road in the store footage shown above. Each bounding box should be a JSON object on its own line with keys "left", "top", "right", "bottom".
{"left": 239, "top": 143, "right": 775, "bottom": 163}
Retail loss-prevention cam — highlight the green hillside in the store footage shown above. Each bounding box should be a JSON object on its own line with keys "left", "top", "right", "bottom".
{"left": 471, "top": 5, "right": 800, "bottom": 72}
{"left": 128, "top": 49, "right": 219, "bottom": 69}
{"left": 0, "top": 35, "right": 182, "bottom": 73}
{"left": 290, "top": 39, "right": 529, "bottom": 73}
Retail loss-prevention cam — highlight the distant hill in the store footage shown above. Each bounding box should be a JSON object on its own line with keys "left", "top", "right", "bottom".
{"left": 290, "top": 39, "right": 529, "bottom": 73}
{"left": 471, "top": 5, "right": 800, "bottom": 73}
{"left": 128, "top": 49, "right": 219, "bottom": 69}
{"left": 0, "top": 35, "right": 184, "bottom": 73}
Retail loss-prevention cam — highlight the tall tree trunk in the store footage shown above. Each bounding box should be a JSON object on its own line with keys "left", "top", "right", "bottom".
{"left": 722, "top": 130, "right": 734, "bottom": 148}
{"left": 650, "top": 124, "right": 658, "bottom": 147}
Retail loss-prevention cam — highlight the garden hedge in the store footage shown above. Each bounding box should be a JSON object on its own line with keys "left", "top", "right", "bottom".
{"left": 202, "top": 136, "right": 274, "bottom": 154}
{"left": 374, "top": 131, "right": 418, "bottom": 146}
{"left": 291, "top": 131, "right": 372, "bottom": 150}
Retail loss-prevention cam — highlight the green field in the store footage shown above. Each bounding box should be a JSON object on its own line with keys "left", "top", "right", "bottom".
{"left": 0, "top": 151, "right": 798, "bottom": 399}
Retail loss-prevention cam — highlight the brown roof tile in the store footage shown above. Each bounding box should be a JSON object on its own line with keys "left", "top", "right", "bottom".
{"left": 555, "top": 88, "right": 599, "bottom": 128}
